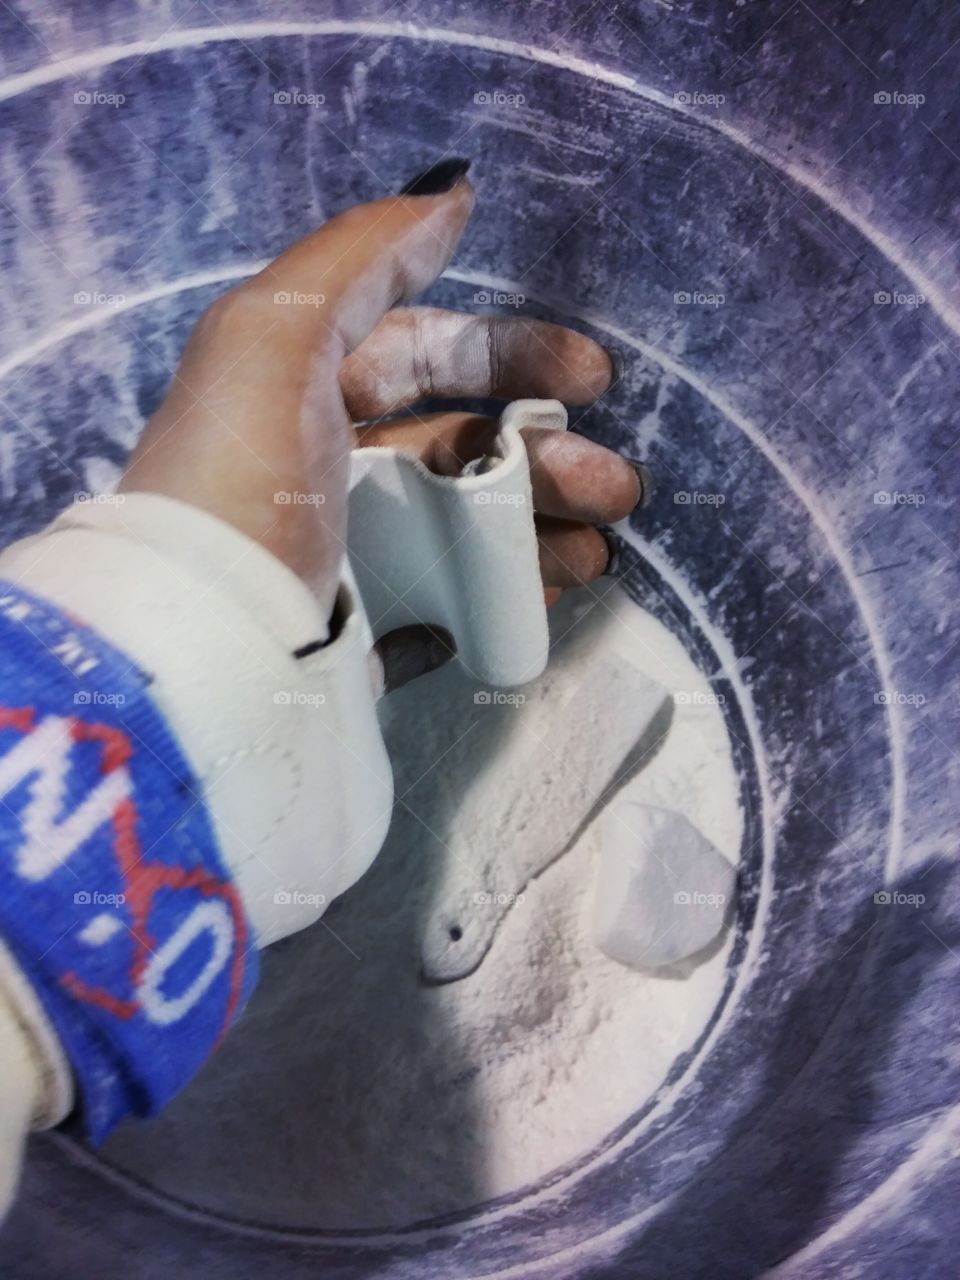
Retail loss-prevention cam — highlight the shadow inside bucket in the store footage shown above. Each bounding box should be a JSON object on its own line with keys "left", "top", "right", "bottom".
{"left": 607, "top": 857, "right": 960, "bottom": 1278}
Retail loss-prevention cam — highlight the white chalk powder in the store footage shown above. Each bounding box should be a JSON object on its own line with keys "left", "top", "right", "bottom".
{"left": 104, "top": 580, "right": 742, "bottom": 1230}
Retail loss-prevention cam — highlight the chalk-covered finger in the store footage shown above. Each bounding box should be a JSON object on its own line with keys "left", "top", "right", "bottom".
{"left": 356, "top": 413, "right": 642, "bottom": 523}
{"left": 536, "top": 518, "right": 611, "bottom": 588}
{"left": 340, "top": 308, "right": 616, "bottom": 418}
{"left": 123, "top": 163, "right": 475, "bottom": 605}
{"left": 244, "top": 177, "right": 475, "bottom": 360}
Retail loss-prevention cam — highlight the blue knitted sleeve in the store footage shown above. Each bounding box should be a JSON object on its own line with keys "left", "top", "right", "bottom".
{"left": 0, "top": 580, "right": 259, "bottom": 1143}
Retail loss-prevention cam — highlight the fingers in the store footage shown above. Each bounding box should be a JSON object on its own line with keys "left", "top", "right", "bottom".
{"left": 340, "top": 308, "right": 615, "bottom": 418}
{"left": 244, "top": 184, "right": 476, "bottom": 363}
{"left": 356, "top": 413, "right": 642, "bottom": 521}
{"left": 358, "top": 412, "right": 640, "bottom": 593}
{"left": 121, "top": 165, "right": 475, "bottom": 609}
{"left": 355, "top": 411, "right": 496, "bottom": 475}
{"left": 521, "top": 428, "right": 642, "bottom": 522}
{"left": 536, "top": 518, "right": 611, "bottom": 589}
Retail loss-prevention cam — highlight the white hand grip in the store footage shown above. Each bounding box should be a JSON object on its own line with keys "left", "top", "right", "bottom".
{"left": 347, "top": 399, "right": 567, "bottom": 687}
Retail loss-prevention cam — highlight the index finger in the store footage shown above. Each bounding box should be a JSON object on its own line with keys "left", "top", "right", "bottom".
{"left": 246, "top": 159, "right": 475, "bottom": 360}
{"left": 122, "top": 161, "right": 475, "bottom": 597}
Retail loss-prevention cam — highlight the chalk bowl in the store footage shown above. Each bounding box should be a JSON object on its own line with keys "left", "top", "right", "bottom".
{"left": 1, "top": 18, "right": 956, "bottom": 1280}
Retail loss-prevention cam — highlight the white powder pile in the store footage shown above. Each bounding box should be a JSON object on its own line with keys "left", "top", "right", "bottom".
{"left": 104, "top": 580, "right": 742, "bottom": 1230}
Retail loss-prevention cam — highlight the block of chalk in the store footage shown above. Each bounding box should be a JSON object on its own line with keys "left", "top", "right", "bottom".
{"left": 591, "top": 801, "right": 736, "bottom": 970}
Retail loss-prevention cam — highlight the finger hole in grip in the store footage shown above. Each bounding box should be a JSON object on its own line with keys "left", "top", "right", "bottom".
{"left": 346, "top": 399, "right": 568, "bottom": 688}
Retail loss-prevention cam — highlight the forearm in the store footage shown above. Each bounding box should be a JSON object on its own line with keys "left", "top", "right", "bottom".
{"left": 0, "top": 493, "right": 394, "bottom": 1215}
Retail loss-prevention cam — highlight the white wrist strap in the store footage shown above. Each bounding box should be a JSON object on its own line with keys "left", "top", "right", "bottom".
{"left": 0, "top": 495, "right": 393, "bottom": 947}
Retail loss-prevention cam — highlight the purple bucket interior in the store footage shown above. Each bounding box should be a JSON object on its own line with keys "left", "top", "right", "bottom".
{"left": 0, "top": 4, "right": 957, "bottom": 1277}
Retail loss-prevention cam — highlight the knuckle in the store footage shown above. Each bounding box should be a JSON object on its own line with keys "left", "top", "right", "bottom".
{"left": 485, "top": 318, "right": 508, "bottom": 392}
{"left": 197, "top": 284, "right": 268, "bottom": 338}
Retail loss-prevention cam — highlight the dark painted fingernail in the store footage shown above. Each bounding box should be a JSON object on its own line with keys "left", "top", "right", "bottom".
{"left": 600, "top": 527, "right": 622, "bottom": 576}
{"left": 623, "top": 457, "right": 655, "bottom": 508}
{"left": 399, "top": 158, "right": 471, "bottom": 196}
{"left": 605, "top": 348, "right": 624, "bottom": 393}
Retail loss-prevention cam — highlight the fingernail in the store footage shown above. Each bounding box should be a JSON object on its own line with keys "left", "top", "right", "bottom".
{"left": 399, "top": 158, "right": 471, "bottom": 196}
{"left": 623, "top": 456, "right": 655, "bottom": 508}
{"left": 605, "top": 348, "right": 624, "bottom": 393}
{"left": 600, "top": 527, "right": 622, "bottom": 576}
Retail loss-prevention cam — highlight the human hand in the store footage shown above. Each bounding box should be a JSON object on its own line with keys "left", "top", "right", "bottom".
{"left": 119, "top": 159, "right": 643, "bottom": 686}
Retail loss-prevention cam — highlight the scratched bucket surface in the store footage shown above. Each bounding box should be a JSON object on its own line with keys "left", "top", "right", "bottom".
{"left": 0, "top": 4, "right": 958, "bottom": 1278}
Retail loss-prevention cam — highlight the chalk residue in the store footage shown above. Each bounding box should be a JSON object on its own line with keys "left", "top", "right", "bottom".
{"left": 105, "top": 582, "right": 742, "bottom": 1229}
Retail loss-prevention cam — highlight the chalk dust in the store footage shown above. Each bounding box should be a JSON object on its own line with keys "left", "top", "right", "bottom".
{"left": 102, "top": 580, "right": 742, "bottom": 1230}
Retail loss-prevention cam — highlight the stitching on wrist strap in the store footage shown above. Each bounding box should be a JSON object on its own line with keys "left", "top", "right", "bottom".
{"left": 0, "top": 580, "right": 258, "bottom": 1143}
